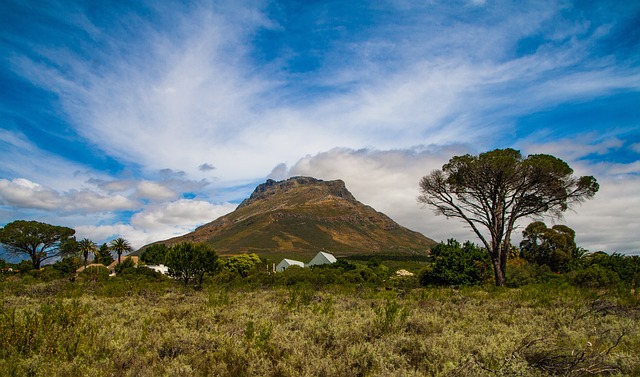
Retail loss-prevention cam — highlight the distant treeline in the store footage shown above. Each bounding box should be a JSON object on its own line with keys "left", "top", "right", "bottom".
{"left": 343, "top": 254, "right": 431, "bottom": 262}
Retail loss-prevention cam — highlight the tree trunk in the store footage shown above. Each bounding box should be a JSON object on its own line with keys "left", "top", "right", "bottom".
{"left": 491, "top": 252, "right": 507, "bottom": 286}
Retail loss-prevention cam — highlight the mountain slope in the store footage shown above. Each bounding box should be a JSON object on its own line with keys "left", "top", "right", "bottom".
{"left": 148, "top": 177, "right": 435, "bottom": 259}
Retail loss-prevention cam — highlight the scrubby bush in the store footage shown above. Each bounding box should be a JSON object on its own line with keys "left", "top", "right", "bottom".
{"left": 420, "top": 239, "right": 491, "bottom": 286}
{"left": 52, "top": 256, "right": 82, "bottom": 278}
{"left": 569, "top": 264, "right": 622, "bottom": 288}
{"left": 506, "top": 257, "right": 560, "bottom": 287}
{"left": 218, "top": 253, "right": 263, "bottom": 277}
{"left": 78, "top": 265, "right": 110, "bottom": 282}
{"left": 114, "top": 256, "right": 136, "bottom": 274}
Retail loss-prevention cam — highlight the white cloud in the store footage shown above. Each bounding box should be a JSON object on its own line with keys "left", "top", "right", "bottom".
{"left": 74, "top": 199, "right": 236, "bottom": 249}
{"left": 135, "top": 181, "right": 177, "bottom": 200}
{"left": 131, "top": 199, "right": 235, "bottom": 230}
{"left": 0, "top": 178, "right": 137, "bottom": 212}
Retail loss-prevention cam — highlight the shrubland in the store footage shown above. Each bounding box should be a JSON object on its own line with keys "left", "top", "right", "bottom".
{"left": 1, "top": 243, "right": 639, "bottom": 377}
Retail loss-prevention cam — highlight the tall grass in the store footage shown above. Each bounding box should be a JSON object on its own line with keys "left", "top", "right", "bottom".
{"left": 0, "top": 276, "right": 638, "bottom": 376}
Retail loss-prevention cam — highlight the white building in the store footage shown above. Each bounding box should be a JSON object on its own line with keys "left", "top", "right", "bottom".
{"left": 146, "top": 264, "right": 169, "bottom": 275}
{"left": 306, "top": 251, "right": 337, "bottom": 267}
{"left": 276, "top": 258, "right": 305, "bottom": 272}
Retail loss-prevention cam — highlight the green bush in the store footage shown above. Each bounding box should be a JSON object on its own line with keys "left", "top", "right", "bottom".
{"left": 78, "top": 265, "right": 110, "bottom": 282}
{"left": 506, "top": 258, "right": 560, "bottom": 287}
{"left": 570, "top": 264, "right": 622, "bottom": 288}
{"left": 140, "top": 244, "right": 169, "bottom": 265}
{"left": 114, "top": 256, "right": 136, "bottom": 274}
{"left": 420, "top": 239, "right": 491, "bottom": 286}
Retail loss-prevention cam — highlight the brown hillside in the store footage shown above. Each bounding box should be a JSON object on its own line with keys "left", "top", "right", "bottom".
{"left": 146, "top": 177, "right": 435, "bottom": 259}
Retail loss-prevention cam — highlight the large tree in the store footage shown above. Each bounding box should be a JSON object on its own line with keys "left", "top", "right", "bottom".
{"left": 0, "top": 220, "right": 76, "bottom": 269}
{"left": 418, "top": 148, "right": 598, "bottom": 286}
{"left": 109, "top": 237, "right": 133, "bottom": 265}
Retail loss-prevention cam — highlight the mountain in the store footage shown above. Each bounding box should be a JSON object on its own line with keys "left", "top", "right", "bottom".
{"left": 145, "top": 177, "right": 435, "bottom": 259}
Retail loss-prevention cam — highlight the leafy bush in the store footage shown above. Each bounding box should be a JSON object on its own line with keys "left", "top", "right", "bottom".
{"left": 506, "top": 257, "right": 560, "bottom": 287}
{"left": 569, "top": 264, "right": 622, "bottom": 288}
{"left": 218, "top": 253, "right": 263, "bottom": 277}
{"left": 165, "top": 242, "right": 218, "bottom": 286}
{"left": 52, "top": 256, "right": 82, "bottom": 278}
{"left": 114, "top": 256, "right": 136, "bottom": 274}
{"left": 420, "top": 239, "right": 491, "bottom": 286}
{"left": 140, "top": 244, "right": 169, "bottom": 265}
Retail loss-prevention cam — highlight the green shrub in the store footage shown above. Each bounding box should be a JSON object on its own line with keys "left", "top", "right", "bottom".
{"left": 140, "top": 244, "right": 169, "bottom": 265}
{"left": 78, "top": 265, "right": 110, "bottom": 282}
{"left": 420, "top": 239, "right": 491, "bottom": 286}
{"left": 506, "top": 258, "right": 560, "bottom": 287}
{"left": 570, "top": 264, "right": 622, "bottom": 288}
{"left": 114, "top": 256, "right": 136, "bottom": 274}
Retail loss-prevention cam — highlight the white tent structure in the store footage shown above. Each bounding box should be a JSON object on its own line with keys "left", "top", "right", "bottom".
{"left": 276, "top": 258, "right": 305, "bottom": 272}
{"left": 306, "top": 251, "right": 337, "bottom": 267}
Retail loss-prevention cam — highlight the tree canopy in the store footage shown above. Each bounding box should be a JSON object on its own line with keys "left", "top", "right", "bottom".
{"left": 0, "top": 220, "right": 76, "bottom": 269}
{"left": 78, "top": 238, "right": 97, "bottom": 269}
{"left": 109, "top": 238, "right": 133, "bottom": 265}
{"left": 418, "top": 148, "right": 598, "bottom": 286}
{"left": 94, "top": 243, "right": 114, "bottom": 266}
{"left": 165, "top": 242, "right": 218, "bottom": 286}
{"left": 520, "top": 221, "right": 584, "bottom": 272}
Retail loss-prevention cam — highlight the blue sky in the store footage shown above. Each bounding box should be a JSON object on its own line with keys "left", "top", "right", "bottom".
{"left": 1, "top": 0, "right": 639, "bottom": 254}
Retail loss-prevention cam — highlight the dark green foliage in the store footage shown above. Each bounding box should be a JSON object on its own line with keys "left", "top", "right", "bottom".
{"left": 140, "top": 244, "right": 169, "bottom": 265}
{"left": 420, "top": 239, "right": 491, "bottom": 286}
{"left": 52, "top": 256, "right": 82, "bottom": 277}
{"left": 78, "top": 238, "right": 97, "bottom": 269}
{"left": 114, "top": 256, "right": 136, "bottom": 274}
{"left": 94, "top": 243, "right": 114, "bottom": 265}
{"left": 0, "top": 220, "right": 76, "bottom": 269}
{"left": 109, "top": 237, "right": 132, "bottom": 265}
{"left": 520, "top": 222, "right": 580, "bottom": 272}
{"left": 568, "top": 252, "right": 640, "bottom": 289}
{"left": 165, "top": 242, "right": 218, "bottom": 286}
{"left": 570, "top": 264, "right": 622, "bottom": 288}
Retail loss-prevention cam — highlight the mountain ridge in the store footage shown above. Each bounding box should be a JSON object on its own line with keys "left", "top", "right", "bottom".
{"left": 143, "top": 176, "right": 435, "bottom": 259}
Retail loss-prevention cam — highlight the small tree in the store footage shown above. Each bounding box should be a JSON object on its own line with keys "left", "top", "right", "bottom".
{"left": 0, "top": 220, "right": 76, "bottom": 269}
{"left": 420, "top": 239, "right": 491, "bottom": 286}
{"left": 165, "top": 242, "right": 218, "bottom": 285}
{"left": 109, "top": 237, "right": 132, "bottom": 265}
{"left": 520, "top": 222, "right": 580, "bottom": 272}
{"left": 78, "top": 238, "right": 97, "bottom": 269}
{"left": 94, "top": 243, "right": 114, "bottom": 265}
{"left": 140, "top": 244, "right": 169, "bottom": 265}
{"left": 219, "top": 253, "right": 262, "bottom": 277}
{"left": 418, "top": 148, "right": 598, "bottom": 286}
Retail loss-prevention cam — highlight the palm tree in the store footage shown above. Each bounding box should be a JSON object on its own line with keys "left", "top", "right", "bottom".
{"left": 78, "top": 238, "right": 97, "bottom": 269}
{"left": 109, "top": 237, "right": 133, "bottom": 265}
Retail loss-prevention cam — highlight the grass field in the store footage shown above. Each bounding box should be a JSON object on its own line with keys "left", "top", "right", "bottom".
{"left": 1, "top": 275, "right": 638, "bottom": 376}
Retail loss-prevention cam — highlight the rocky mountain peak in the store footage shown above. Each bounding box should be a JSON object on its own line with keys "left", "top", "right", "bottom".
{"left": 237, "top": 176, "right": 356, "bottom": 209}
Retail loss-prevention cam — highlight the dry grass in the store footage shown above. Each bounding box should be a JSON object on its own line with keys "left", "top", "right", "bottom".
{"left": 1, "top": 279, "right": 638, "bottom": 376}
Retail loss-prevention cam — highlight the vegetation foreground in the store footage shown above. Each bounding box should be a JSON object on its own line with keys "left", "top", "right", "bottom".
{"left": 1, "top": 275, "right": 638, "bottom": 377}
